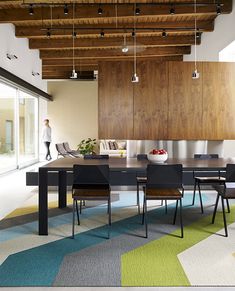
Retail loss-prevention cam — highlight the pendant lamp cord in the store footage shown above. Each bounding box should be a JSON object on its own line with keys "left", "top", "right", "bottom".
{"left": 194, "top": 0, "right": 197, "bottom": 72}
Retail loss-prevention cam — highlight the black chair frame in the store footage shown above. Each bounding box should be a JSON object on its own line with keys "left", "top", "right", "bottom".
{"left": 142, "top": 164, "right": 184, "bottom": 239}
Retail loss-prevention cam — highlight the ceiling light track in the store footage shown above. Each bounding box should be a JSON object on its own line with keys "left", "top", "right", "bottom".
{"left": 21, "top": 2, "right": 224, "bottom": 7}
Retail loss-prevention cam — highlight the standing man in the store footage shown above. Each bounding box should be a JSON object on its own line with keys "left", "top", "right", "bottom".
{"left": 42, "top": 119, "right": 52, "bottom": 161}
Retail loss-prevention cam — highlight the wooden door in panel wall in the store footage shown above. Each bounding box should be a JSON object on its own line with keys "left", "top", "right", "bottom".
{"left": 167, "top": 61, "right": 203, "bottom": 140}
{"left": 98, "top": 61, "right": 134, "bottom": 139}
{"left": 202, "top": 62, "right": 235, "bottom": 140}
{"left": 133, "top": 61, "right": 168, "bottom": 139}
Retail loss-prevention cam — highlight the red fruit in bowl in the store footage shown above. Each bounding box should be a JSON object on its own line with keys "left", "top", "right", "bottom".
{"left": 152, "top": 149, "right": 157, "bottom": 154}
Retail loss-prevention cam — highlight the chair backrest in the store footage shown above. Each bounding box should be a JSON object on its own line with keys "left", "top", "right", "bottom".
{"left": 194, "top": 154, "right": 219, "bottom": 159}
{"left": 146, "top": 164, "right": 183, "bottom": 189}
{"left": 55, "top": 143, "right": 68, "bottom": 155}
{"left": 84, "top": 154, "right": 109, "bottom": 160}
{"left": 225, "top": 164, "right": 235, "bottom": 182}
{"left": 73, "top": 164, "right": 110, "bottom": 189}
{"left": 63, "top": 142, "right": 72, "bottom": 152}
{"left": 137, "top": 154, "right": 148, "bottom": 161}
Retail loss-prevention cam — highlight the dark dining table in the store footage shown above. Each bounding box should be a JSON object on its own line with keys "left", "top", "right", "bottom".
{"left": 37, "top": 157, "right": 235, "bottom": 235}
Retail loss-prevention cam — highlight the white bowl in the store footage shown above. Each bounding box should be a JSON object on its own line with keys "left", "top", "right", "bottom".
{"left": 147, "top": 153, "right": 168, "bottom": 163}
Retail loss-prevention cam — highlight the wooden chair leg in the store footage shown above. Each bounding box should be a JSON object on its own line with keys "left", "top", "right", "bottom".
{"left": 212, "top": 193, "right": 220, "bottom": 224}
{"left": 198, "top": 183, "right": 204, "bottom": 214}
{"left": 221, "top": 196, "right": 228, "bottom": 237}
{"left": 173, "top": 200, "right": 178, "bottom": 225}
{"left": 72, "top": 199, "right": 75, "bottom": 239}
{"left": 75, "top": 200, "right": 80, "bottom": 225}
{"left": 165, "top": 200, "right": 168, "bottom": 214}
{"left": 180, "top": 198, "right": 183, "bottom": 238}
{"left": 137, "top": 182, "right": 140, "bottom": 214}
{"left": 226, "top": 198, "right": 230, "bottom": 213}
{"left": 192, "top": 180, "right": 196, "bottom": 205}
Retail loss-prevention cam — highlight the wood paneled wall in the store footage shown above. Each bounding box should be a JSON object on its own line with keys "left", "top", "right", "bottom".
{"left": 98, "top": 61, "right": 133, "bottom": 139}
{"left": 168, "top": 62, "right": 203, "bottom": 139}
{"left": 98, "top": 61, "right": 235, "bottom": 140}
{"left": 133, "top": 61, "right": 168, "bottom": 140}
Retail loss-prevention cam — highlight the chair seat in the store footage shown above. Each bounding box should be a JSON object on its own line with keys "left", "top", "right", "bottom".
{"left": 146, "top": 188, "right": 182, "bottom": 199}
{"left": 73, "top": 188, "right": 110, "bottom": 198}
{"left": 195, "top": 176, "right": 225, "bottom": 183}
{"left": 136, "top": 176, "right": 147, "bottom": 183}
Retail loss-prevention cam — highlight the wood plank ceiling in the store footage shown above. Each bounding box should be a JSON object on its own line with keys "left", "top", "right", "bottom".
{"left": 0, "top": 0, "right": 232, "bottom": 79}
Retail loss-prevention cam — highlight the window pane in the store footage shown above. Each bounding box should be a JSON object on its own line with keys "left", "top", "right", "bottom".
{"left": 18, "top": 90, "right": 38, "bottom": 166}
{"left": 0, "top": 82, "right": 17, "bottom": 173}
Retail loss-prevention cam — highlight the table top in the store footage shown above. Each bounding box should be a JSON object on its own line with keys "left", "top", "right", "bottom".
{"left": 41, "top": 157, "right": 235, "bottom": 171}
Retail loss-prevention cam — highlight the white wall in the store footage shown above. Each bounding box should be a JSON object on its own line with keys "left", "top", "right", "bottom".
{"left": 0, "top": 23, "right": 47, "bottom": 92}
{"left": 47, "top": 81, "right": 98, "bottom": 158}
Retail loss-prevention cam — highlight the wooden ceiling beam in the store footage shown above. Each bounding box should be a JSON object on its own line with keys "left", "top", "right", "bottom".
{"left": 15, "top": 20, "right": 214, "bottom": 38}
{"left": 39, "top": 46, "right": 190, "bottom": 59}
{"left": 0, "top": 1, "right": 231, "bottom": 24}
{"left": 43, "top": 65, "right": 99, "bottom": 71}
{"left": 42, "top": 55, "right": 183, "bottom": 66}
{"left": 29, "top": 35, "right": 200, "bottom": 50}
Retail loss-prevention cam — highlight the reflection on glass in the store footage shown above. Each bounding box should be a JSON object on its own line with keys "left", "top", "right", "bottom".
{"left": 18, "top": 91, "right": 38, "bottom": 166}
{"left": 0, "top": 82, "right": 17, "bottom": 173}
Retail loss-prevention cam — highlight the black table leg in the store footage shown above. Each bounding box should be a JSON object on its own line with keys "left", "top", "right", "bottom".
{"left": 59, "top": 170, "right": 67, "bottom": 208}
{"left": 39, "top": 167, "right": 48, "bottom": 235}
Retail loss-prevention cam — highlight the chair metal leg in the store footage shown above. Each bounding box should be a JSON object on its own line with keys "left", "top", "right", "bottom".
{"left": 137, "top": 182, "right": 140, "bottom": 214}
{"left": 198, "top": 182, "right": 204, "bottom": 214}
{"left": 192, "top": 180, "right": 196, "bottom": 205}
{"left": 80, "top": 200, "right": 82, "bottom": 214}
{"left": 75, "top": 200, "right": 80, "bottom": 225}
{"left": 165, "top": 200, "right": 168, "bottom": 214}
{"left": 212, "top": 194, "right": 220, "bottom": 224}
{"left": 144, "top": 197, "right": 148, "bottom": 238}
{"left": 221, "top": 196, "right": 228, "bottom": 237}
{"left": 179, "top": 198, "right": 183, "bottom": 238}
{"left": 107, "top": 198, "right": 111, "bottom": 239}
{"left": 83, "top": 200, "right": 85, "bottom": 206}
{"left": 72, "top": 199, "right": 75, "bottom": 239}
{"left": 226, "top": 198, "right": 230, "bottom": 213}
{"left": 161, "top": 200, "right": 163, "bottom": 206}
{"left": 173, "top": 200, "right": 178, "bottom": 225}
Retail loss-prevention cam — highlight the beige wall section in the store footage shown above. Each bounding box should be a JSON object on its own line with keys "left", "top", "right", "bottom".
{"left": 47, "top": 81, "right": 98, "bottom": 157}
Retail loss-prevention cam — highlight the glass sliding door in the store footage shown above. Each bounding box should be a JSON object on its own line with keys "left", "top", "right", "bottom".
{"left": 0, "top": 82, "right": 17, "bottom": 173}
{"left": 18, "top": 90, "right": 38, "bottom": 167}
{"left": 0, "top": 80, "right": 39, "bottom": 174}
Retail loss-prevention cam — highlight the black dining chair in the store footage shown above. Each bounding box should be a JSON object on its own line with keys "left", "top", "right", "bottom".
{"left": 142, "top": 164, "right": 184, "bottom": 238}
{"left": 192, "top": 154, "right": 226, "bottom": 213}
{"left": 71, "top": 164, "right": 111, "bottom": 239}
{"left": 136, "top": 154, "right": 148, "bottom": 214}
{"left": 136, "top": 154, "right": 165, "bottom": 215}
{"left": 212, "top": 164, "right": 235, "bottom": 237}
